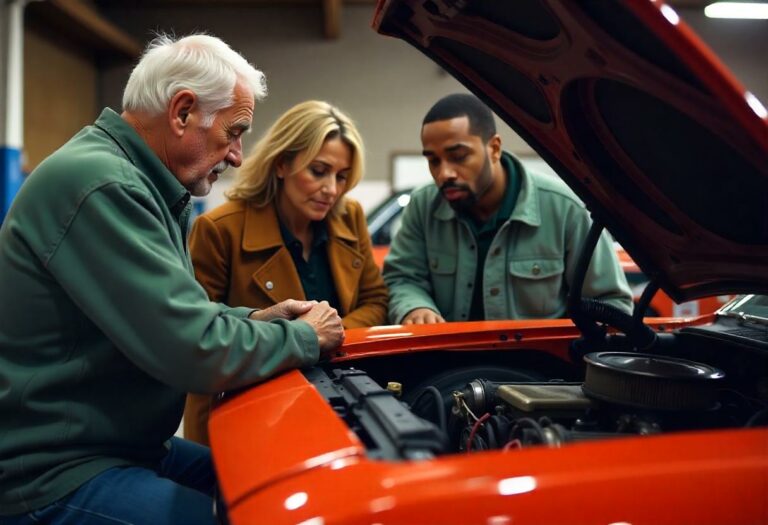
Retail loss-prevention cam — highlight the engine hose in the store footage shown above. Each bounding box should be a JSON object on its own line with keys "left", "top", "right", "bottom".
{"left": 633, "top": 279, "right": 661, "bottom": 325}
{"left": 410, "top": 385, "right": 448, "bottom": 434}
{"left": 510, "top": 417, "right": 546, "bottom": 445}
{"left": 567, "top": 222, "right": 605, "bottom": 342}
{"left": 488, "top": 415, "right": 512, "bottom": 448}
{"left": 579, "top": 298, "right": 658, "bottom": 350}
{"left": 483, "top": 420, "right": 498, "bottom": 449}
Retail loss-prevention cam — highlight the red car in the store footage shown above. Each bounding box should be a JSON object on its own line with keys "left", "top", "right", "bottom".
{"left": 211, "top": 1, "right": 768, "bottom": 524}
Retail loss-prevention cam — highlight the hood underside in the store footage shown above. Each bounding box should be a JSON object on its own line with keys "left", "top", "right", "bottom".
{"left": 374, "top": 0, "right": 768, "bottom": 302}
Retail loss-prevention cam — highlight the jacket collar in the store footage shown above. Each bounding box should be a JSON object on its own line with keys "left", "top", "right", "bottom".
{"left": 242, "top": 199, "right": 357, "bottom": 252}
{"left": 327, "top": 200, "right": 358, "bottom": 243}
{"left": 505, "top": 153, "right": 541, "bottom": 227}
{"left": 242, "top": 202, "right": 284, "bottom": 252}
{"left": 94, "top": 108, "right": 189, "bottom": 214}
{"left": 433, "top": 152, "right": 541, "bottom": 227}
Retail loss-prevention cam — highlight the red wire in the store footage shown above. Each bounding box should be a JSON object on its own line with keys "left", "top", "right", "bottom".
{"left": 503, "top": 439, "right": 522, "bottom": 451}
{"left": 466, "top": 413, "right": 491, "bottom": 453}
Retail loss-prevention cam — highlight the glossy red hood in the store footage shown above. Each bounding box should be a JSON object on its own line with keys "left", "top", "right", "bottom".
{"left": 373, "top": 0, "right": 768, "bottom": 302}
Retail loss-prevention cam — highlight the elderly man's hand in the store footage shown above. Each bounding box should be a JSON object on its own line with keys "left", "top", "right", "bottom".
{"left": 249, "top": 299, "right": 316, "bottom": 322}
{"left": 297, "top": 301, "right": 344, "bottom": 352}
{"left": 402, "top": 308, "right": 445, "bottom": 325}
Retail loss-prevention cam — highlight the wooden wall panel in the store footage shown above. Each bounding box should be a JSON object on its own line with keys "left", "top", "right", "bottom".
{"left": 23, "top": 27, "right": 97, "bottom": 170}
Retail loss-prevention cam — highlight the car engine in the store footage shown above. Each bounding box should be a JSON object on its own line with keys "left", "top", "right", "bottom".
{"left": 311, "top": 328, "right": 768, "bottom": 459}
{"left": 441, "top": 351, "right": 735, "bottom": 452}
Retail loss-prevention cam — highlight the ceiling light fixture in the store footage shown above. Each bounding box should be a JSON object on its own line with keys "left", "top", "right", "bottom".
{"left": 704, "top": 2, "right": 768, "bottom": 19}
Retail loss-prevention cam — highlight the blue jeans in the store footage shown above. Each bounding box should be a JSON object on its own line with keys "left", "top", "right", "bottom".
{"left": 1, "top": 438, "right": 219, "bottom": 525}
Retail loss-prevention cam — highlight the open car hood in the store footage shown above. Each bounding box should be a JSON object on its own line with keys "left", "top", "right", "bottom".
{"left": 373, "top": 0, "right": 768, "bottom": 303}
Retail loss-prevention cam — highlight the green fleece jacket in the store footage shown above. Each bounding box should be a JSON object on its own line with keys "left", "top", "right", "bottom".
{"left": 383, "top": 152, "right": 633, "bottom": 323}
{"left": 0, "top": 109, "right": 318, "bottom": 514}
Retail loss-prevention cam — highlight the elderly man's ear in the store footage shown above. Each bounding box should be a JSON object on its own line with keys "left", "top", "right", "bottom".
{"left": 169, "top": 90, "right": 197, "bottom": 137}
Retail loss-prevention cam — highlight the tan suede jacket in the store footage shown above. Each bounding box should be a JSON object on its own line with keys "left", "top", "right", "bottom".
{"left": 184, "top": 197, "right": 388, "bottom": 444}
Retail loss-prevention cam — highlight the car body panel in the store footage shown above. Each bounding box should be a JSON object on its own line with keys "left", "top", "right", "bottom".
{"left": 210, "top": 371, "right": 365, "bottom": 507}
{"left": 213, "top": 321, "right": 768, "bottom": 525}
{"left": 227, "top": 428, "right": 768, "bottom": 525}
{"left": 334, "top": 315, "right": 705, "bottom": 359}
{"left": 212, "top": 315, "right": 730, "bottom": 523}
{"left": 373, "top": 0, "right": 768, "bottom": 302}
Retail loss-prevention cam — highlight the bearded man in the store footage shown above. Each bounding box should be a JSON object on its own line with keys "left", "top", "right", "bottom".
{"left": 383, "top": 93, "right": 632, "bottom": 324}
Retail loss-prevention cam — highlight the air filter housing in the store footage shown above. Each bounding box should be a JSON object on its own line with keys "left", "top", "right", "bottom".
{"left": 582, "top": 352, "right": 725, "bottom": 411}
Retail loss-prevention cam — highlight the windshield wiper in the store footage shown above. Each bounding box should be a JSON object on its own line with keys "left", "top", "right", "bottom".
{"left": 718, "top": 310, "right": 768, "bottom": 328}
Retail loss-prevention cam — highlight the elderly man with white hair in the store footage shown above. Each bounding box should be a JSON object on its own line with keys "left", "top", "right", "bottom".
{"left": 0, "top": 34, "right": 343, "bottom": 524}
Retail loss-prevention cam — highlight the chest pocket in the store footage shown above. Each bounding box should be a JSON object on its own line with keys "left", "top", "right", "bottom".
{"left": 428, "top": 251, "right": 457, "bottom": 275}
{"left": 508, "top": 257, "right": 565, "bottom": 318}
{"left": 427, "top": 250, "right": 458, "bottom": 319}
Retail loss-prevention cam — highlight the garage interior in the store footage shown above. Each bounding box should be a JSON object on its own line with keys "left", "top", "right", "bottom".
{"left": 3, "top": 0, "right": 766, "bottom": 216}
{"left": 1, "top": 1, "right": 767, "bottom": 522}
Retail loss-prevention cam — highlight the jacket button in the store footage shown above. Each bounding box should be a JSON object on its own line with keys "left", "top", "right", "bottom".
{"left": 431, "top": 259, "right": 438, "bottom": 270}
{"left": 352, "top": 259, "right": 362, "bottom": 268}
{"left": 532, "top": 264, "right": 541, "bottom": 276}
{"left": 492, "top": 247, "right": 501, "bottom": 256}
{"left": 490, "top": 287, "right": 500, "bottom": 296}
{"left": 265, "top": 281, "right": 274, "bottom": 290}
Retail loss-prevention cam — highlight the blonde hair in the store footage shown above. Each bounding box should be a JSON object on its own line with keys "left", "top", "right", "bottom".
{"left": 227, "top": 100, "right": 364, "bottom": 216}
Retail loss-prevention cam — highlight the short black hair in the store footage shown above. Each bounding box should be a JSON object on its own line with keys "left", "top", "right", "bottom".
{"left": 422, "top": 93, "right": 496, "bottom": 141}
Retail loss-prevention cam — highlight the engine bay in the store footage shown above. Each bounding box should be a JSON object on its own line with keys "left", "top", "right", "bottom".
{"left": 309, "top": 320, "right": 768, "bottom": 459}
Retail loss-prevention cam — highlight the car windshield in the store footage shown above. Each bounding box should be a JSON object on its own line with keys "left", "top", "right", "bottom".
{"left": 718, "top": 295, "right": 768, "bottom": 325}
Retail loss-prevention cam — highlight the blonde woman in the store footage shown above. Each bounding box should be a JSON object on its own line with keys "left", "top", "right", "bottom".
{"left": 184, "top": 100, "right": 388, "bottom": 445}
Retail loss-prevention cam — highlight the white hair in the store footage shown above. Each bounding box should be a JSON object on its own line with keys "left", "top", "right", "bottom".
{"left": 122, "top": 33, "right": 267, "bottom": 127}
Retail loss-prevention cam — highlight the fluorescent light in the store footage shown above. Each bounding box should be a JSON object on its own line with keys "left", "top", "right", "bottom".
{"left": 705, "top": 2, "right": 768, "bottom": 19}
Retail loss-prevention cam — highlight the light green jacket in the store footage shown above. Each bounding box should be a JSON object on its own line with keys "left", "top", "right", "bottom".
{"left": 0, "top": 109, "right": 318, "bottom": 514}
{"left": 383, "top": 153, "right": 633, "bottom": 323}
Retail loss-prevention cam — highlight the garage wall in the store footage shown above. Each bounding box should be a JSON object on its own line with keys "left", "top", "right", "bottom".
{"left": 97, "top": 5, "right": 536, "bottom": 199}
{"left": 24, "top": 27, "right": 98, "bottom": 170}
{"left": 680, "top": 9, "right": 767, "bottom": 103}
{"left": 96, "top": 5, "right": 767, "bottom": 209}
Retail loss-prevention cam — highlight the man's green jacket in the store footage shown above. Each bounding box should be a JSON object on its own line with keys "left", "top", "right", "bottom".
{"left": 384, "top": 152, "right": 633, "bottom": 323}
{"left": 0, "top": 109, "right": 318, "bottom": 514}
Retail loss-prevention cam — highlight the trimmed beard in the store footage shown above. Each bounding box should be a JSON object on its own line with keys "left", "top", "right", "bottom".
{"left": 440, "top": 152, "right": 494, "bottom": 213}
